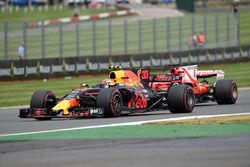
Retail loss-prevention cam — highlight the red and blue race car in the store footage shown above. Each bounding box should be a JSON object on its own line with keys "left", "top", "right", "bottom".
{"left": 19, "top": 66, "right": 195, "bottom": 120}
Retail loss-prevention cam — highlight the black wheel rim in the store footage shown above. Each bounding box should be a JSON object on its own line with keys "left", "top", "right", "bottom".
{"left": 113, "top": 94, "right": 122, "bottom": 112}
{"left": 186, "top": 91, "right": 194, "bottom": 108}
{"left": 45, "top": 94, "right": 56, "bottom": 109}
{"left": 232, "top": 84, "right": 238, "bottom": 100}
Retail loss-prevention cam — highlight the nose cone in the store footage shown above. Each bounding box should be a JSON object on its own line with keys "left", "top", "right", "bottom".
{"left": 52, "top": 99, "right": 79, "bottom": 115}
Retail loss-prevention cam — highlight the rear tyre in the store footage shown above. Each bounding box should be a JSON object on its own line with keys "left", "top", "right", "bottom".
{"left": 30, "top": 90, "right": 56, "bottom": 120}
{"left": 215, "top": 80, "right": 238, "bottom": 104}
{"left": 167, "top": 84, "right": 195, "bottom": 113}
{"left": 96, "top": 88, "right": 122, "bottom": 117}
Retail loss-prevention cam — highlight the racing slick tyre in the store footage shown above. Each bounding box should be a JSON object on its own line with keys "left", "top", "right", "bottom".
{"left": 215, "top": 80, "right": 238, "bottom": 104}
{"left": 30, "top": 90, "right": 56, "bottom": 120}
{"left": 96, "top": 88, "right": 123, "bottom": 117}
{"left": 167, "top": 84, "right": 195, "bottom": 113}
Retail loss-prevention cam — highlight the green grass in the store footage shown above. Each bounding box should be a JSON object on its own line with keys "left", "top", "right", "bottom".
{"left": 0, "top": 7, "right": 115, "bottom": 22}
{"left": 145, "top": 114, "right": 250, "bottom": 125}
{"left": 0, "top": 75, "right": 106, "bottom": 107}
{"left": 198, "top": 62, "right": 250, "bottom": 88}
{"left": 240, "top": 12, "right": 250, "bottom": 45}
{"left": 1, "top": 124, "right": 250, "bottom": 141}
{"left": 0, "top": 61, "right": 249, "bottom": 107}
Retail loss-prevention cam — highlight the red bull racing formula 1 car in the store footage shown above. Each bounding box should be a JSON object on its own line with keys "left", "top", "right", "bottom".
{"left": 19, "top": 66, "right": 195, "bottom": 120}
{"left": 137, "top": 65, "right": 238, "bottom": 105}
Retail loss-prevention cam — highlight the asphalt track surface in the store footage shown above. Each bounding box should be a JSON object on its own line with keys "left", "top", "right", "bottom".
{"left": 0, "top": 89, "right": 250, "bottom": 167}
{"left": 1, "top": 89, "right": 250, "bottom": 135}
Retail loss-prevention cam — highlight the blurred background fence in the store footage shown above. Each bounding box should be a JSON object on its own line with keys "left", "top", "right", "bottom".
{"left": 0, "top": 11, "right": 240, "bottom": 60}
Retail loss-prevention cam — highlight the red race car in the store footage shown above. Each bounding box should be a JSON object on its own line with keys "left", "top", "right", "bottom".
{"left": 137, "top": 65, "right": 238, "bottom": 105}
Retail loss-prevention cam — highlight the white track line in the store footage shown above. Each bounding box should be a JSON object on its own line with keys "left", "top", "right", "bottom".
{"left": 0, "top": 105, "right": 29, "bottom": 110}
{"left": 238, "top": 87, "right": 250, "bottom": 90}
{"left": 0, "top": 113, "right": 249, "bottom": 137}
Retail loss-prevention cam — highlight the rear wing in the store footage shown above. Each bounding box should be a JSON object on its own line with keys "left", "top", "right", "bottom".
{"left": 197, "top": 70, "right": 224, "bottom": 80}
{"left": 136, "top": 69, "right": 182, "bottom": 83}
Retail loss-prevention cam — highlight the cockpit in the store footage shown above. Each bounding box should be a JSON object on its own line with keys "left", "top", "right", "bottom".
{"left": 65, "top": 90, "right": 82, "bottom": 100}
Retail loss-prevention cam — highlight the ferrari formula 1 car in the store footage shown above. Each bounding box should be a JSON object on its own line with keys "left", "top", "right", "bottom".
{"left": 19, "top": 66, "right": 195, "bottom": 120}
{"left": 137, "top": 65, "right": 238, "bottom": 105}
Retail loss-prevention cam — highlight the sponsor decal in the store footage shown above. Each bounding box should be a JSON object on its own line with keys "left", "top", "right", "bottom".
{"left": 233, "top": 52, "right": 240, "bottom": 58}
{"left": 65, "top": 64, "right": 75, "bottom": 72}
{"left": 40, "top": 65, "right": 50, "bottom": 73}
{"left": 13, "top": 67, "right": 25, "bottom": 75}
{"left": 90, "top": 108, "right": 104, "bottom": 115}
{"left": 152, "top": 58, "right": 161, "bottom": 66}
{"left": 135, "top": 92, "right": 147, "bottom": 109}
{"left": 241, "top": 51, "right": 248, "bottom": 57}
{"left": 132, "top": 60, "right": 141, "bottom": 67}
{"left": 154, "top": 74, "right": 172, "bottom": 81}
{"left": 26, "top": 66, "right": 37, "bottom": 75}
{"left": 0, "top": 68, "right": 11, "bottom": 76}
{"left": 89, "top": 63, "right": 98, "bottom": 70}
{"left": 99, "top": 63, "right": 109, "bottom": 70}
{"left": 113, "top": 62, "right": 121, "bottom": 67}
{"left": 52, "top": 65, "right": 63, "bottom": 73}
{"left": 141, "top": 69, "right": 149, "bottom": 80}
{"left": 142, "top": 60, "right": 151, "bottom": 67}
{"left": 121, "top": 62, "right": 130, "bottom": 68}
{"left": 181, "top": 57, "right": 189, "bottom": 63}
{"left": 76, "top": 63, "right": 87, "bottom": 71}
{"left": 162, "top": 58, "right": 170, "bottom": 65}
{"left": 216, "top": 54, "right": 223, "bottom": 60}
{"left": 225, "top": 53, "right": 232, "bottom": 58}
{"left": 171, "top": 57, "right": 180, "bottom": 64}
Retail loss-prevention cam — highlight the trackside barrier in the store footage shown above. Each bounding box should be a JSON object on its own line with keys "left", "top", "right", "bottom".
{"left": 0, "top": 46, "right": 249, "bottom": 81}
{"left": 1, "top": 12, "right": 239, "bottom": 61}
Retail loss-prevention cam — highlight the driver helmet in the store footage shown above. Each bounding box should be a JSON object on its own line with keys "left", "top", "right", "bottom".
{"left": 101, "top": 79, "right": 112, "bottom": 88}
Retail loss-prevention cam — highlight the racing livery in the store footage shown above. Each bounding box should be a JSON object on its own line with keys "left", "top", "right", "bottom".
{"left": 19, "top": 66, "right": 195, "bottom": 120}
{"left": 137, "top": 65, "right": 238, "bottom": 105}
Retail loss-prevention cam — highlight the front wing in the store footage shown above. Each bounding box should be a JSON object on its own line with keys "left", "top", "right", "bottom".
{"left": 19, "top": 107, "right": 104, "bottom": 119}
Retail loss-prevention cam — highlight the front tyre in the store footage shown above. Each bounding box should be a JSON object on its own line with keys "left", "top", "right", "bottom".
{"left": 96, "top": 88, "right": 122, "bottom": 117}
{"left": 30, "top": 90, "right": 56, "bottom": 120}
{"left": 215, "top": 80, "right": 238, "bottom": 104}
{"left": 167, "top": 84, "right": 195, "bottom": 113}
